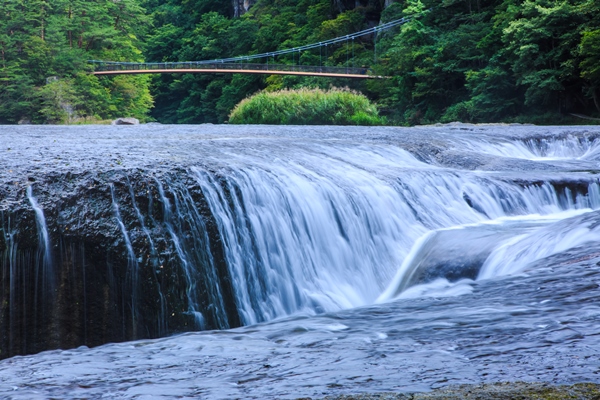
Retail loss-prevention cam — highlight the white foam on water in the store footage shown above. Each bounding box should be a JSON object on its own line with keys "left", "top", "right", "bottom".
{"left": 463, "top": 135, "right": 600, "bottom": 161}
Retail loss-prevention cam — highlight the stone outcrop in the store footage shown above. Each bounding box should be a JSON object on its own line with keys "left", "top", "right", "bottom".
{"left": 0, "top": 169, "right": 242, "bottom": 360}
{"left": 111, "top": 117, "right": 140, "bottom": 125}
{"left": 233, "top": 0, "right": 256, "bottom": 17}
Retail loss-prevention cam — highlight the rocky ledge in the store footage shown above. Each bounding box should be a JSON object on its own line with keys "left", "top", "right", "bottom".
{"left": 320, "top": 382, "right": 600, "bottom": 399}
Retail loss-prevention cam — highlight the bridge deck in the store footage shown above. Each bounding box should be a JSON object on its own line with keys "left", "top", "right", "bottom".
{"left": 93, "top": 68, "right": 377, "bottom": 79}
{"left": 90, "top": 62, "right": 382, "bottom": 79}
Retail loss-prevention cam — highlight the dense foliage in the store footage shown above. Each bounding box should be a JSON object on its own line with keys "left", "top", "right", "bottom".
{"left": 0, "top": 0, "right": 152, "bottom": 124}
{"left": 376, "top": 0, "right": 600, "bottom": 124}
{"left": 143, "top": 0, "right": 600, "bottom": 125}
{"left": 229, "top": 87, "right": 385, "bottom": 125}
{"left": 144, "top": 0, "right": 385, "bottom": 123}
{"left": 1, "top": 0, "right": 598, "bottom": 124}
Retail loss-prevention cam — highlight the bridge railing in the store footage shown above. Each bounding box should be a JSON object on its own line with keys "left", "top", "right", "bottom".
{"left": 89, "top": 61, "right": 370, "bottom": 76}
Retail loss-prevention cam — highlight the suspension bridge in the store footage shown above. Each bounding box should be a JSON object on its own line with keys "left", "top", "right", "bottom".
{"left": 89, "top": 13, "right": 422, "bottom": 79}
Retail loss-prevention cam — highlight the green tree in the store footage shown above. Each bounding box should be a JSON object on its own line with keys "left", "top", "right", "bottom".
{"left": 145, "top": 0, "right": 377, "bottom": 124}
{"left": 579, "top": 29, "right": 600, "bottom": 112}
{"left": 0, "top": 0, "right": 152, "bottom": 123}
{"left": 501, "top": 0, "right": 584, "bottom": 113}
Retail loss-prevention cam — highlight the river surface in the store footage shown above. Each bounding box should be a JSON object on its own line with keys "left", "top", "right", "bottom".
{"left": 1, "top": 123, "right": 600, "bottom": 398}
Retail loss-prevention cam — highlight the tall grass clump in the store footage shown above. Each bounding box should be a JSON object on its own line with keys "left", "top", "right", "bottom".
{"left": 229, "top": 88, "right": 385, "bottom": 125}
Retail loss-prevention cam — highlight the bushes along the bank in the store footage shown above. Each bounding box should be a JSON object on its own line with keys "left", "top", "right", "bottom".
{"left": 228, "top": 88, "right": 385, "bottom": 125}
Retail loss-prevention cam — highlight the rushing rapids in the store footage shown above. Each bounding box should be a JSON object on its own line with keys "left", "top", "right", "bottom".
{"left": 1, "top": 124, "right": 600, "bottom": 398}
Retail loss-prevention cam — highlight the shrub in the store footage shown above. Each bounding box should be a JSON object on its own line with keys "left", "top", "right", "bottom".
{"left": 229, "top": 87, "right": 385, "bottom": 125}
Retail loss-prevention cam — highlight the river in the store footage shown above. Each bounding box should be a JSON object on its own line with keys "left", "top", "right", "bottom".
{"left": 1, "top": 123, "right": 600, "bottom": 398}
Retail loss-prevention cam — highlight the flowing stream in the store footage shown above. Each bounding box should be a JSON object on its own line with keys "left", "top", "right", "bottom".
{"left": 1, "top": 124, "right": 600, "bottom": 398}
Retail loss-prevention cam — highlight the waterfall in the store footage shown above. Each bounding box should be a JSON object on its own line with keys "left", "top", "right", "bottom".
{"left": 3, "top": 126, "right": 600, "bottom": 359}
{"left": 26, "top": 185, "right": 54, "bottom": 294}
{"left": 377, "top": 182, "right": 600, "bottom": 302}
{"left": 477, "top": 207, "right": 600, "bottom": 279}
{"left": 154, "top": 178, "right": 227, "bottom": 330}
{"left": 158, "top": 145, "right": 599, "bottom": 322}
{"left": 462, "top": 133, "right": 600, "bottom": 161}
{"left": 110, "top": 183, "right": 141, "bottom": 335}
{"left": 125, "top": 178, "right": 168, "bottom": 336}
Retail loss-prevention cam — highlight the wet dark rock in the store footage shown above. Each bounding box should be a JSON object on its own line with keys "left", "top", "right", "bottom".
{"left": 0, "top": 169, "right": 241, "bottom": 360}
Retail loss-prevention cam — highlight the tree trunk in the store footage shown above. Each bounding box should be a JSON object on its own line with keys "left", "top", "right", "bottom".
{"left": 78, "top": 12, "right": 86, "bottom": 49}
{"left": 68, "top": 6, "right": 72, "bottom": 48}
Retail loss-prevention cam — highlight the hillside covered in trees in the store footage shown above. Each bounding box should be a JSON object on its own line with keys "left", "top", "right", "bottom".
{"left": 0, "top": 0, "right": 153, "bottom": 124}
{"left": 1, "top": 0, "right": 598, "bottom": 125}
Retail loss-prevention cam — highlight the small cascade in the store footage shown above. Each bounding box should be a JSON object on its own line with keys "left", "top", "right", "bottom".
{"left": 2, "top": 213, "right": 18, "bottom": 352}
{"left": 378, "top": 182, "right": 600, "bottom": 302}
{"left": 26, "top": 185, "right": 54, "bottom": 293}
{"left": 25, "top": 184, "right": 58, "bottom": 351}
{"left": 1, "top": 187, "right": 59, "bottom": 356}
{"left": 464, "top": 134, "right": 600, "bottom": 161}
{"left": 154, "top": 179, "right": 233, "bottom": 330}
{"left": 109, "top": 183, "right": 140, "bottom": 335}
{"left": 478, "top": 209, "right": 600, "bottom": 279}
{"left": 125, "top": 179, "right": 168, "bottom": 336}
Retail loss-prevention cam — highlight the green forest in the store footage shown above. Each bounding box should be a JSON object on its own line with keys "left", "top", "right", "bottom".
{"left": 0, "top": 0, "right": 598, "bottom": 125}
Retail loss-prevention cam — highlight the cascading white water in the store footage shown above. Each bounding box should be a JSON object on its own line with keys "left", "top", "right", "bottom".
{"left": 153, "top": 179, "right": 214, "bottom": 329}
{"left": 462, "top": 134, "right": 600, "bottom": 161}
{"left": 175, "top": 140, "right": 600, "bottom": 323}
{"left": 26, "top": 185, "right": 54, "bottom": 292}
{"left": 478, "top": 207, "right": 600, "bottom": 279}
{"left": 110, "top": 183, "right": 141, "bottom": 331}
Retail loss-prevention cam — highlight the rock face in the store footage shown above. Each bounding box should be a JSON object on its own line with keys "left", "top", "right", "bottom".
{"left": 111, "top": 117, "right": 140, "bottom": 125}
{"left": 233, "top": 0, "right": 396, "bottom": 19}
{"left": 332, "top": 0, "right": 385, "bottom": 12}
{"left": 233, "top": 0, "right": 255, "bottom": 17}
{"left": 0, "top": 169, "right": 242, "bottom": 359}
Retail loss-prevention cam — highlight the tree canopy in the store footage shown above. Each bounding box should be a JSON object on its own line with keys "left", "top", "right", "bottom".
{"left": 1, "top": 0, "right": 598, "bottom": 125}
{"left": 0, "top": 0, "right": 152, "bottom": 124}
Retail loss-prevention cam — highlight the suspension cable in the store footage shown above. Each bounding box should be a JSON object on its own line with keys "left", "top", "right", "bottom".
{"left": 90, "top": 11, "right": 430, "bottom": 68}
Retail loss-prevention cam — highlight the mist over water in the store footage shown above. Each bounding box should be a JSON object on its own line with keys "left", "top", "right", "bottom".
{"left": 1, "top": 124, "right": 600, "bottom": 398}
